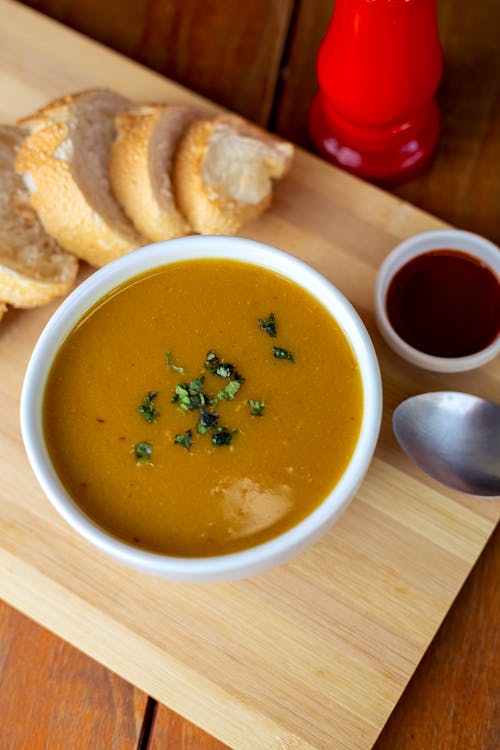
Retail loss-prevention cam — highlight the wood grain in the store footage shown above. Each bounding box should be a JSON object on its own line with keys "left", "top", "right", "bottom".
{"left": 271, "top": 0, "right": 331, "bottom": 147}
{"left": 395, "top": 0, "right": 500, "bottom": 245}
{"left": 150, "top": 707, "right": 231, "bottom": 750}
{"left": 272, "top": 0, "right": 500, "bottom": 245}
{"left": 17, "top": 0, "right": 500, "bottom": 243}
{"left": 373, "top": 522, "right": 500, "bottom": 750}
{"left": 19, "top": 0, "right": 294, "bottom": 125}
{"left": 19, "top": 0, "right": 500, "bottom": 242}
{"left": 0, "top": 3, "right": 499, "bottom": 750}
{"left": 151, "top": 517, "right": 500, "bottom": 750}
{"left": 0, "top": 600, "right": 147, "bottom": 749}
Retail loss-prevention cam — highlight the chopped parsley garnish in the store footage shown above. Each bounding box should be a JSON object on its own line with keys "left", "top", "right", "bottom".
{"left": 205, "top": 349, "right": 235, "bottom": 378}
{"left": 248, "top": 399, "right": 265, "bottom": 416}
{"left": 272, "top": 346, "right": 295, "bottom": 362}
{"left": 173, "top": 377, "right": 206, "bottom": 411}
{"left": 174, "top": 429, "right": 193, "bottom": 450}
{"left": 138, "top": 391, "right": 159, "bottom": 423}
{"left": 132, "top": 322, "right": 298, "bottom": 456}
{"left": 188, "top": 376, "right": 205, "bottom": 393}
{"left": 165, "top": 351, "right": 184, "bottom": 374}
{"left": 134, "top": 441, "right": 152, "bottom": 463}
{"left": 205, "top": 349, "right": 219, "bottom": 370}
{"left": 215, "top": 362, "right": 234, "bottom": 378}
{"left": 172, "top": 383, "right": 190, "bottom": 409}
{"left": 211, "top": 426, "right": 237, "bottom": 446}
{"left": 259, "top": 312, "right": 277, "bottom": 337}
{"left": 216, "top": 380, "right": 241, "bottom": 401}
{"left": 196, "top": 407, "right": 219, "bottom": 434}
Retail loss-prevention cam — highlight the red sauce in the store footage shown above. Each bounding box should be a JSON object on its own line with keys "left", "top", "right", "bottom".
{"left": 386, "top": 249, "right": 500, "bottom": 358}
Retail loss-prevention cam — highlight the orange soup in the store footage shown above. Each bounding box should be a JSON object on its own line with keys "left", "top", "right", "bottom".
{"left": 43, "top": 259, "right": 363, "bottom": 556}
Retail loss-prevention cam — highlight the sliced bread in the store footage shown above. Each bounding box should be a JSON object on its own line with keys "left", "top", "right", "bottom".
{"left": 15, "top": 89, "right": 146, "bottom": 267}
{"left": 0, "top": 124, "right": 78, "bottom": 308}
{"left": 110, "top": 103, "right": 206, "bottom": 241}
{"left": 173, "top": 113, "right": 294, "bottom": 235}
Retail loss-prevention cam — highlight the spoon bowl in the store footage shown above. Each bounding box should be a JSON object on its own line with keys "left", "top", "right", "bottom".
{"left": 393, "top": 392, "right": 500, "bottom": 497}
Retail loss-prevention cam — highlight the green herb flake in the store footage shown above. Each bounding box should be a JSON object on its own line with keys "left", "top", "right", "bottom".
{"left": 215, "top": 362, "right": 234, "bottom": 378}
{"left": 196, "top": 407, "right": 219, "bottom": 434}
{"left": 205, "top": 349, "right": 219, "bottom": 369}
{"left": 173, "top": 378, "right": 206, "bottom": 411}
{"left": 205, "top": 350, "right": 235, "bottom": 378}
{"left": 137, "top": 391, "right": 159, "bottom": 423}
{"left": 196, "top": 422, "right": 211, "bottom": 435}
{"left": 134, "top": 441, "right": 152, "bottom": 464}
{"left": 259, "top": 312, "right": 277, "bottom": 337}
{"left": 272, "top": 346, "right": 295, "bottom": 362}
{"left": 174, "top": 429, "right": 193, "bottom": 450}
{"left": 216, "top": 380, "right": 241, "bottom": 401}
{"left": 211, "top": 427, "right": 237, "bottom": 446}
{"left": 187, "top": 376, "right": 206, "bottom": 410}
{"left": 191, "top": 393, "right": 205, "bottom": 409}
{"left": 165, "top": 351, "right": 184, "bottom": 374}
{"left": 174, "top": 383, "right": 191, "bottom": 411}
{"left": 188, "top": 376, "right": 205, "bottom": 395}
{"left": 248, "top": 399, "right": 265, "bottom": 416}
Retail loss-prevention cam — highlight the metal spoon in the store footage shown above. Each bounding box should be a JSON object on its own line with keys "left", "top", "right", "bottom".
{"left": 393, "top": 392, "right": 500, "bottom": 497}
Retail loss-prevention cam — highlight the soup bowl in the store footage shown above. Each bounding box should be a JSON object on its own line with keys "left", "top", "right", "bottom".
{"left": 21, "top": 236, "right": 382, "bottom": 582}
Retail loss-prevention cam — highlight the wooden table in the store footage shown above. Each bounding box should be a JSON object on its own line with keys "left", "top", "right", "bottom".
{"left": 1, "top": 2, "right": 499, "bottom": 748}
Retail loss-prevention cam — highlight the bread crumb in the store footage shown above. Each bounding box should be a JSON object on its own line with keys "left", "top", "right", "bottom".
{"left": 22, "top": 171, "right": 37, "bottom": 195}
{"left": 53, "top": 138, "right": 73, "bottom": 162}
{"left": 202, "top": 122, "right": 292, "bottom": 205}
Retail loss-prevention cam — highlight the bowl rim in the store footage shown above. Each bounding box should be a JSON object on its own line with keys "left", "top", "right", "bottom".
{"left": 21, "top": 235, "right": 382, "bottom": 581}
{"left": 374, "top": 229, "right": 500, "bottom": 373}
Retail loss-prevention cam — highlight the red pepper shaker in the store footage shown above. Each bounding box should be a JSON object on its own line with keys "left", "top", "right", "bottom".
{"left": 309, "top": 0, "right": 443, "bottom": 185}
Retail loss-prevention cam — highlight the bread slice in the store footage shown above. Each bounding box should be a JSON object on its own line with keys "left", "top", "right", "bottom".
{"left": 110, "top": 103, "right": 206, "bottom": 241}
{"left": 173, "top": 114, "right": 294, "bottom": 235}
{"left": 0, "top": 125, "right": 78, "bottom": 308}
{"left": 15, "top": 89, "right": 146, "bottom": 267}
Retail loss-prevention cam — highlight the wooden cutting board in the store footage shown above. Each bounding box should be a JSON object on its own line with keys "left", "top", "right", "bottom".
{"left": 1, "top": 2, "right": 498, "bottom": 749}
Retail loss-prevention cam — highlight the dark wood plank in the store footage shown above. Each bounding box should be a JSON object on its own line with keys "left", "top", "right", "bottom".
{"left": 149, "top": 707, "right": 231, "bottom": 750}
{"left": 5, "top": 2, "right": 500, "bottom": 749}
{"left": 19, "top": 0, "right": 294, "bottom": 124}
{"left": 149, "top": 526, "right": 499, "bottom": 750}
{"left": 0, "top": 600, "right": 147, "bottom": 749}
{"left": 145, "top": 2, "right": 500, "bottom": 746}
{"left": 373, "top": 522, "right": 500, "bottom": 750}
{"left": 271, "top": 0, "right": 332, "bottom": 148}
{"left": 273, "top": 0, "right": 500, "bottom": 244}
{"left": 395, "top": 0, "right": 500, "bottom": 245}
{"left": 272, "top": 4, "right": 500, "bottom": 743}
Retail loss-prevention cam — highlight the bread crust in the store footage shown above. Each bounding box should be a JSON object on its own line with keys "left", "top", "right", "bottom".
{"left": 173, "top": 114, "right": 293, "bottom": 234}
{"left": 110, "top": 103, "right": 205, "bottom": 241}
{"left": 0, "top": 123, "right": 79, "bottom": 308}
{"left": 0, "top": 260, "right": 78, "bottom": 308}
{"left": 15, "top": 89, "right": 146, "bottom": 267}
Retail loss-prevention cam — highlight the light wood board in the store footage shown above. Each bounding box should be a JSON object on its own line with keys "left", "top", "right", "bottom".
{"left": 0, "top": 3, "right": 498, "bottom": 749}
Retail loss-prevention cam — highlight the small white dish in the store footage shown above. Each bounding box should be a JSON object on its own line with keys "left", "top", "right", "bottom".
{"left": 21, "top": 235, "right": 382, "bottom": 582}
{"left": 374, "top": 229, "right": 500, "bottom": 372}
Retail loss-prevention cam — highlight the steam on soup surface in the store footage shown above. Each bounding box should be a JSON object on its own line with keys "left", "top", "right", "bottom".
{"left": 43, "top": 259, "right": 363, "bottom": 556}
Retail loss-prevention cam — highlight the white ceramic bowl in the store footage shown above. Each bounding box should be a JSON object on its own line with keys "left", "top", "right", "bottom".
{"left": 21, "top": 236, "right": 382, "bottom": 582}
{"left": 374, "top": 229, "right": 500, "bottom": 372}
